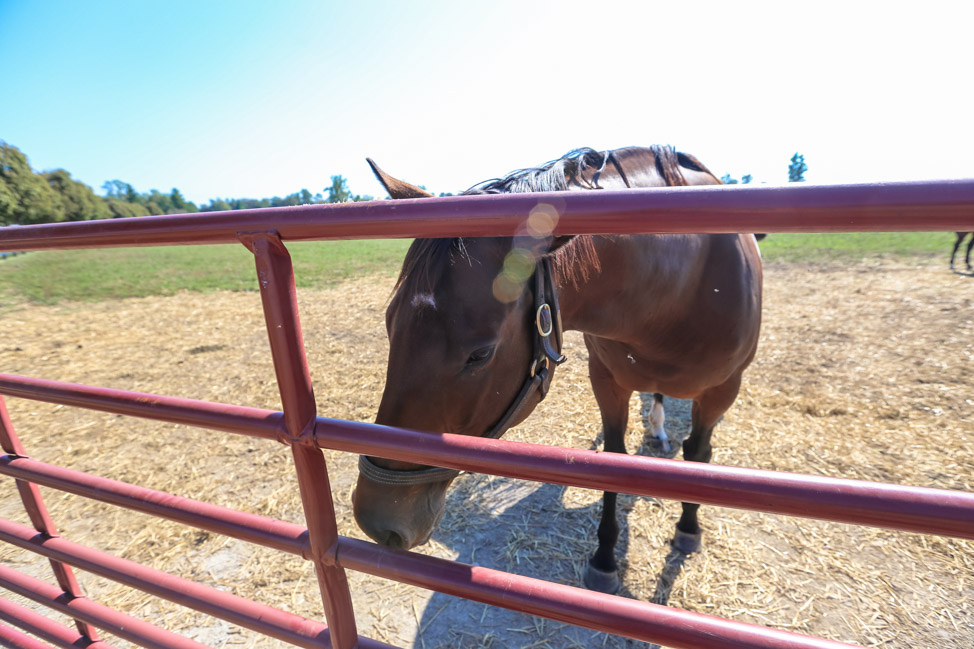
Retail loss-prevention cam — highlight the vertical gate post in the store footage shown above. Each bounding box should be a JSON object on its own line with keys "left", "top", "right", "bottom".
{"left": 0, "top": 396, "right": 101, "bottom": 642}
{"left": 241, "top": 232, "right": 359, "bottom": 649}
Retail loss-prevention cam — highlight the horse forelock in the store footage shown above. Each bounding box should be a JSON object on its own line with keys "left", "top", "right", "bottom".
{"left": 394, "top": 234, "right": 598, "bottom": 305}
{"left": 394, "top": 237, "right": 469, "bottom": 297}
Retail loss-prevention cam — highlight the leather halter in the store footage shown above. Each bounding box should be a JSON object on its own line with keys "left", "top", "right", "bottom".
{"left": 359, "top": 255, "right": 567, "bottom": 486}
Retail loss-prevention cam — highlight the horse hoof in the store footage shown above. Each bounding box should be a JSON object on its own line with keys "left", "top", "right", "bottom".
{"left": 672, "top": 528, "right": 702, "bottom": 554}
{"left": 655, "top": 434, "right": 672, "bottom": 454}
{"left": 584, "top": 563, "right": 620, "bottom": 594}
{"left": 644, "top": 435, "right": 672, "bottom": 455}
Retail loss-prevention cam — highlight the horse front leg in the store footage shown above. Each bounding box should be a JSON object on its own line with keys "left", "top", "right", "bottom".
{"left": 584, "top": 342, "right": 631, "bottom": 594}
{"left": 674, "top": 372, "right": 743, "bottom": 553}
{"left": 965, "top": 233, "right": 974, "bottom": 270}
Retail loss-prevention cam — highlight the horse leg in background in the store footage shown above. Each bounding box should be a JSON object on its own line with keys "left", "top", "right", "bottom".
{"left": 584, "top": 343, "right": 632, "bottom": 594}
{"left": 648, "top": 392, "right": 670, "bottom": 452}
{"left": 673, "top": 373, "right": 744, "bottom": 554}
{"left": 965, "top": 233, "right": 974, "bottom": 270}
{"left": 950, "top": 232, "right": 969, "bottom": 270}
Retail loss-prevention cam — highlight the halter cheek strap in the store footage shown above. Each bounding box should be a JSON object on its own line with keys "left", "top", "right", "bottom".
{"left": 359, "top": 255, "right": 567, "bottom": 487}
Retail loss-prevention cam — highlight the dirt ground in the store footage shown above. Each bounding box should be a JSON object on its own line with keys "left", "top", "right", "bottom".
{"left": 0, "top": 258, "right": 972, "bottom": 649}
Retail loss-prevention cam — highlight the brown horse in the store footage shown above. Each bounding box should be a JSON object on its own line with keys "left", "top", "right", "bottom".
{"left": 353, "top": 146, "right": 763, "bottom": 593}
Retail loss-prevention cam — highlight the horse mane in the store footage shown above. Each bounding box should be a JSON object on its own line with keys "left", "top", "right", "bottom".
{"left": 462, "top": 148, "right": 611, "bottom": 194}
{"left": 394, "top": 146, "right": 689, "bottom": 294}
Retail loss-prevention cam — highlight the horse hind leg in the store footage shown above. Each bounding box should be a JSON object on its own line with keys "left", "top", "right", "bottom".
{"left": 965, "top": 233, "right": 973, "bottom": 270}
{"left": 950, "top": 232, "right": 967, "bottom": 270}
{"left": 648, "top": 392, "right": 671, "bottom": 453}
{"left": 583, "top": 345, "right": 632, "bottom": 594}
{"left": 674, "top": 373, "right": 743, "bottom": 554}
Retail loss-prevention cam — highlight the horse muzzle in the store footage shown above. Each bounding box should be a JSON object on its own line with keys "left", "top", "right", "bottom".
{"left": 352, "top": 471, "right": 449, "bottom": 550}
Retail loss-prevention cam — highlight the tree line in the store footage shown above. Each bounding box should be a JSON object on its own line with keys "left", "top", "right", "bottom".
{"left": 722, "top": 153, "right": 807, "bottom": 185}
{"left": 0, "top": 141, "right": 372, "bottom": 226}
{"left": 2, "top": 140, "right": 808, "bottom": 227}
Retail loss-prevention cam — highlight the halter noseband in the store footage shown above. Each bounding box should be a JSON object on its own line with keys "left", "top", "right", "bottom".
{"left": 359, "top": 255, "right": 567, "bottom": 486}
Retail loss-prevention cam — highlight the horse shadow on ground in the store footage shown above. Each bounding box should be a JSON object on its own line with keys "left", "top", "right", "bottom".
{"left": 412, "top": 394, "right": 694, "bottom": 649}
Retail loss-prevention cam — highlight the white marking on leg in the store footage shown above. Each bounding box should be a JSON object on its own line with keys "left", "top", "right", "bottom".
{"left": 650, "top": 398, "right": 671, "bottom": 453}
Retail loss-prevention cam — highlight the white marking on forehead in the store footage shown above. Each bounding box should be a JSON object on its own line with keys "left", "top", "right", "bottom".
{"left": 410, "top": 293, "right": 437, "bottom": 310}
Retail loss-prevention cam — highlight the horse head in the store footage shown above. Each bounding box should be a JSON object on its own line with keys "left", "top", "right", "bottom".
{"left": 352, "top": 161, "right": 567, "bottom": 549}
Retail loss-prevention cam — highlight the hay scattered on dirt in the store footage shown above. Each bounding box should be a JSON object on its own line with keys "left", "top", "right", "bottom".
{"left": 1, "top": 258, "right": 972, "bottom": 648}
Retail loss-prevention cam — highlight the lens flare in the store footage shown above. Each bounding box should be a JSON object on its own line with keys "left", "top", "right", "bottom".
{"left": 526, "top": 203, "right": 559, "bottom": 239}
{"left": 493, "top": 247, "right": 536, "bottom": 303}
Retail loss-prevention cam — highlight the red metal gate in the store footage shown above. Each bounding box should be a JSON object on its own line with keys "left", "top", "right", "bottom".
{"left": 1, "top": 180, "right": 973, "bottom": 649}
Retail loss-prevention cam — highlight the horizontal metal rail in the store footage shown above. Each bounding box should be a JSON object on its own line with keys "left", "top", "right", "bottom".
{"left": 0, "top": 595, "right": 118, "bottom": 649}
{"left": 0, "top": 453, "right": 865, "bottom": 649}
{"left": 0, "top": 564, "right": 209, "bottom": 649}
{"left": 0, "top": 455, "right": 308, "bottom": 557}
{"left": 0, "top": 518, "right": 396, "bottom": 649}
{"left": 335, "top": 537, "right": 862, "bottom": 649}
{"left": 315, "top": 418, "right": 974, "bottom": 540}
{"left": 0, "top": 620, "right": 62, "bottom": 649}
{"left": 0, "top": 180, "right": 972, "bottom": 252}
{"left": 2, "top": 374, "right": 972, "bottom": 540}
{"left": 0, "top": 374, "right": 283, "bottom": 441}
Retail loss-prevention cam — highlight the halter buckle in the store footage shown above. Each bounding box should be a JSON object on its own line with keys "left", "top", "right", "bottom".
{"left": 536, "top": 303, "right": 554, "bottom": 337}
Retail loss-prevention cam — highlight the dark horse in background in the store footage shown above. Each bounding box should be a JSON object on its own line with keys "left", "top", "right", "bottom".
{"left": 353, "top": 146, "right": 763, "bottom": 593}
{"left": 950, "top": 232, "right": 973, "bottom": 271}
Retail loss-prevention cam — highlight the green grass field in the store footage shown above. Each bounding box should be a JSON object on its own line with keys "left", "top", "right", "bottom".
{"left": 756, "top": 232, "right": 952, "bottom": 262}
{"left": 0, "top": 239, "right": 412, "bottom": 306}
{"left": 0, "top": 232, "right": 955, "bottom": 306}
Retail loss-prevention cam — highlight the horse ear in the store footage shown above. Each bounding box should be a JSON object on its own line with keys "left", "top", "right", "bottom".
{"left": 366, "top": 158, "right": 434, "bottom": 200}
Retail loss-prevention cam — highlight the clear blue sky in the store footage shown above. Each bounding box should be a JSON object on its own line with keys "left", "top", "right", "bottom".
{"left": 2, "top": 0, "right": 971, "bottom": 205}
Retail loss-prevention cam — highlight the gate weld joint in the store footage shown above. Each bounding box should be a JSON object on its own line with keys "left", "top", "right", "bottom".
{"left": 273, "top": 416, "right": 292, "bottom": 446}
{"left": 53, "top": 590, "right": 79, "bottom": 605}
{"left": 280, "top": 418, "right": 318, "bottom": 448}
{"left": 300, "top": 537, "right": 340, "bottom": 567}
{"left": 237, "top": 230, "right": 281, "bottom": 253}
{"left": 321, "top": 539, "right": 340, "bottom": 567}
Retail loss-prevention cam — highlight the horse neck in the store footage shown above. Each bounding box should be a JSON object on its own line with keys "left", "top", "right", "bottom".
{"left": 546, "top": 147, "right": 723, "bottom": 334}
{"left": 553, "top": 234, "right": 709, "bottom": 337}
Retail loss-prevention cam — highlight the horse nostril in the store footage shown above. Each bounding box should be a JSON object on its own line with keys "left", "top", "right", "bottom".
{"left": 382, "top": 530, "right": 406, "bottom": 549}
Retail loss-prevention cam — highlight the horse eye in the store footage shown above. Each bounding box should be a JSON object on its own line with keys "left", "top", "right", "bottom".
{"left": 466, "top": 346, "right": 495, "bottom": 365}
